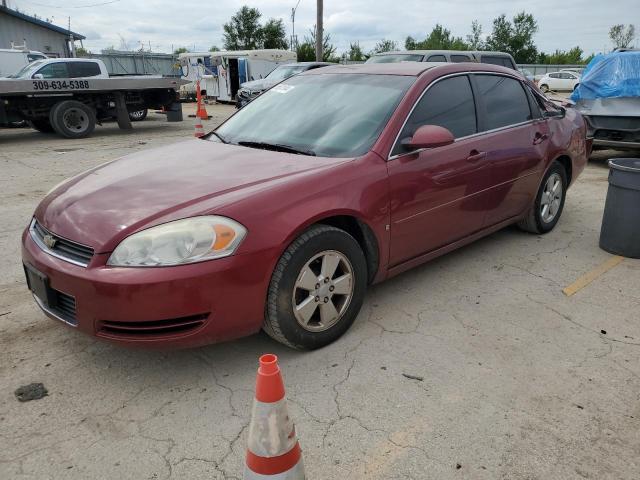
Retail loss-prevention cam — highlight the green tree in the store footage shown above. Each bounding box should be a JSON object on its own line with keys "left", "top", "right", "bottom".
{"left": 609, "top": 24, "right": 636, "bottom": 49}
{"left": 405, "top": 36, "right": 417, "bottom": 50}
{"left": 75, "top": 46, "right": 91, "bottom": 56}
{"left": 486, "top": 12, "right": 538, "bottom": 63}
{"left": 347, "top": 41, "right": 366, "bottom": 61}
{"left": 466, "top": 20, "right": 484, "bottom": 50}
{"left": 409, "top": 24, "right": 468, "bottom": 50}
{"left": 223, "top": 6, "right": 263, "bottom": 50}
{"left": 262, "top": 18, "right": 289, "bottom": 49}
{"left": 209, "top": 45, "right": 220, "bottom": 52}
{"left": 372, "top": 39, "right": 398, "bottom": 53}
{"left": 300, "top": 27, "right": 337, "bottom": 62}
{"left": 296, "top": 41, "right": 316, "bottom": 61}
{"left": 174, "top": 47, "right": 189, "bottom": 55}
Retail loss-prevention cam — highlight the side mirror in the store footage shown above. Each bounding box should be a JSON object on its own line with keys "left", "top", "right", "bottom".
{"left": 404, "top": 125, "right": 455, "bottom": 150}
{"left": 543, "top": 106, "right": 566, "bottom": 119}
{"left": 32, "top": 73, "right": 44, "bottom": 79}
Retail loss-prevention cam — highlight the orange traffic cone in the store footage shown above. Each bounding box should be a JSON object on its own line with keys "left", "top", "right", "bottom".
{"left": 195, "top": 80, "right": 209, "bottom": 120}
{"left": 244, "top": 354, "right": 305, "bottom": 479}
{"left": 194, "top": 117, "right": 205, "bottom": 138}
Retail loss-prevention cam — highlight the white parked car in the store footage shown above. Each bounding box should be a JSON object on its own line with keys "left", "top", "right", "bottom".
{"left": 538, "top": 71, "right": 581, "bottom": 92}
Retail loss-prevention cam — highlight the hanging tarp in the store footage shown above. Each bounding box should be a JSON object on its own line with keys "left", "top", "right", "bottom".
{"left": 571, "top": 51, "right": 640, "bottom": 101}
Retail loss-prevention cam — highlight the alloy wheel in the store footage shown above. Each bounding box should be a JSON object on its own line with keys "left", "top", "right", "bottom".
{"left": 540, "top": 172, "right": 563, "bottom": 224}
{"left": 292, "top": 250, "right": 354, "bottom": 332}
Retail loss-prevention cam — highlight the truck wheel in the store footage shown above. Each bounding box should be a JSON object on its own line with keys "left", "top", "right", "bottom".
{"left": 263, "top": 225, "right": 367, "bottom": 350}
{"left": 128, "top": 109, "right": 148, "bottom": 121}
{"left": 28, "top": 119, "right": 54, "bottom": 133}
{"left": 50, "top": 100, "right": 96, "bottom": 139}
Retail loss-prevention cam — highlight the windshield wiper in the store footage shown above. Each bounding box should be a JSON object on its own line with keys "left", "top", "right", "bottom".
{"left": 237, "top": 141, "right": 316, "bottom": 156}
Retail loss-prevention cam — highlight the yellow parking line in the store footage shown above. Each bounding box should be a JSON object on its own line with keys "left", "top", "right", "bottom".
{"left": 563, "top": 255, "right": 624, "bottom": 296}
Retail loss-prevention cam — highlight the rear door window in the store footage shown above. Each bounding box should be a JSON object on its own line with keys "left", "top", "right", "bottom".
{"left": 480, "top": 56, "right": 514, "bottom": 69}
{"left": 69, "top": 62, "right": 102, "bottom": 78}
{"left": 451, "top": 54, "right": 472, "bottom": 63}
{"left": 35, "top": 62, "right": 69, "bottom": 78}
{"left": 392, "top": 75, "right": 477, "bottom": 156}
{"left": 475, "top": 75, "right": 532, "bottom": 131}
{"left": 426, "top": 55, "right": 446, "bottom": 62}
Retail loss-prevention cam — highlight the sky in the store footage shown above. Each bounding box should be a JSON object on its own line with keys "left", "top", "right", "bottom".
{"left": 5, "top": 0, "right": 639, "bottom": 56}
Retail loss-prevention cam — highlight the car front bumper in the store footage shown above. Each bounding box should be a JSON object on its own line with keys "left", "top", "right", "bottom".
{"left": 21, "top": 227, "right": 277, "bottom": 348}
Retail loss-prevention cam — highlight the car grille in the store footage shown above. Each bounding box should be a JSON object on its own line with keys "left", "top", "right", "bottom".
{"left": 54, "top": 291, "right": 77, "bottom": 324}
{"left": 97, "top": 313, "right": 209, "bottom": 338}
{"left": 30, "top": 219, "right": 94, "bottom": 267}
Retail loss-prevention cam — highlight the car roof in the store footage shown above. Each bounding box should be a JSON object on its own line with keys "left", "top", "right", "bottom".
{"left": 304, "top": 62, "right": 521, "bottom": 77}
{"left": 371, "top": 50, "right": 514, "bottom": 58}
{"left": 282, "top": 61, "right": 333, "bottom": 67}
{"left": 305, "top": 62, "right": 443, "bottom": 76}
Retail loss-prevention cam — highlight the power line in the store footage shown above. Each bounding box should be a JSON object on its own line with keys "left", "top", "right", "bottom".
{"left": 17, "top": 0, "right": 120, "bottom": 8}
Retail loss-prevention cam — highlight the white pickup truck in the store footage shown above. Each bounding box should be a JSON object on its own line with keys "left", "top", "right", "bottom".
{"left": 0, "top": 58, "right": 185, "bottom": 138}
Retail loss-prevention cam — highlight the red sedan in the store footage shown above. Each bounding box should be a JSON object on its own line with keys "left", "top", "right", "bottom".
{"left": 22, "top": 62, "right": 589, "bottom": 350}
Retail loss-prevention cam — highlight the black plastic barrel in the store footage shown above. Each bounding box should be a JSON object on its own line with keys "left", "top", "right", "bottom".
{"left": 599, "top": 158, "right": 640, "bottom": 258}
{"left": 165, "top": 102, "right": 183, "bottom": 122}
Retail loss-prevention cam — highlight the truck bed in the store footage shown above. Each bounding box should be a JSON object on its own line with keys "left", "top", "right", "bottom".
{"left": 0, "top": 76, "right": 186, "bottom": 96}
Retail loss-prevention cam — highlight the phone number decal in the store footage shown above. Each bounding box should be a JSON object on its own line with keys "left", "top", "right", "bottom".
{"left": 32, "top": 80, "right": 90, "bottom": 90}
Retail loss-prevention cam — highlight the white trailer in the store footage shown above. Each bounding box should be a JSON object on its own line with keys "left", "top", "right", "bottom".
{"left": 0, "top": 48, "right": 47, "bottom": 77}
{"left": 179, "top": 49, "right": 296, "bottom": 103}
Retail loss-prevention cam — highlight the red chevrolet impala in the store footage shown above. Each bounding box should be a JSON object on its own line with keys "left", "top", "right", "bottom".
{"left": 22, "top": 62, "right": 589, "bottom": 350}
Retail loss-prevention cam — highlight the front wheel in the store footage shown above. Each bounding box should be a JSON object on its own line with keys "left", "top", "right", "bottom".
{"left": 129, "top": 109, "right": 148, "bottom": 121}
{"left": 263, "top": 225, "right": 368, "bottom": 350}
{"left": 518, "top": 161, "right": 568, "bottom": 234}
{"left": 540, "top": 84, "right": 550, "bottom": 93}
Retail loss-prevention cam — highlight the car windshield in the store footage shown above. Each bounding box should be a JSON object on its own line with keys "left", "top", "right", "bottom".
{"left": 7, "top": 59, "right": 45, "bottom": 78}
{"left": 215, "top": 73, "right": 414, "bottom": 158}
{"left": 266, "top": 65, "right": 307, "bottom": 82}
{"left": 366, "top": 54, "right": 425, "bottom": 63}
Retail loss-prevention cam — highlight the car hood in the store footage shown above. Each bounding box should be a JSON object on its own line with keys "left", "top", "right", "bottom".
{"left": 240, "top": 78, "right": 276, "bottom": 91}
{"left": 36, "top": 139, "right": 348, "bottom": 252}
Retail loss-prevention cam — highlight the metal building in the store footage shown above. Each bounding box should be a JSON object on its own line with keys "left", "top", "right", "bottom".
{"left": 0, "top": 4, "right": 84, "bottom": 58}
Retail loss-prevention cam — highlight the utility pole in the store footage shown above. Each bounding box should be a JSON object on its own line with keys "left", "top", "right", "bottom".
{"left": 68, "top": 16, "right": 76, "bottom": 57}
{"left": 315, "top": 0, "right": 323, "bottom": 61}
{"left": 290, "top": 0, "right": 301, "bottom": 52}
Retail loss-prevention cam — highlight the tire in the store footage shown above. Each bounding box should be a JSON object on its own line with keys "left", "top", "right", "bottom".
{"left": 540, "top": 84, "right": 550, "bottom": 93}
{"left": 518, "top": 161, "right": 568, "bottom": 234}
{"left": 573, "top": 83, "right": 580, "bottom": 91}
{"left": 129, "top": 109, "right": 148, "bottom": 121}
{"left": 264, "top": 224, "right": 368, "bottom": 350}
{"left": 28, "top": 119, "right": 54, "bottom": 133}
{"left": 49, "top": 100, "right": 96, "bottom": 139}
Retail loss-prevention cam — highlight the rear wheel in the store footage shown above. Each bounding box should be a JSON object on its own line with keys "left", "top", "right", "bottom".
{"left": 518, "top": 161, "right": 568, "bottom": 234}
{"left": 264, "top": 225, "right": 367, "bottom": 350}
{"left": 28, "top": 119, "right": 54, "bottom": 133}
{"left": 50, "top": 100, "right": 96, "bottom": 139}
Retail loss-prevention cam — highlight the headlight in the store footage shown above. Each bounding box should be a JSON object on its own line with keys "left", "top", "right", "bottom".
{"left": 107, "top": 216, "right": 246, "bottom": 267}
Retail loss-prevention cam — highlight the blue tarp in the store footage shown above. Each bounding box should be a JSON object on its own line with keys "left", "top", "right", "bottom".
{"left": 570, "top": 51, "right": 640, "bottom": 101}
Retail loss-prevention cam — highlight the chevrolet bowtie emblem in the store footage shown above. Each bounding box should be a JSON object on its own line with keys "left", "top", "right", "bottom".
{"left": 43, "top": 234, "right": 57, "bottom": 249}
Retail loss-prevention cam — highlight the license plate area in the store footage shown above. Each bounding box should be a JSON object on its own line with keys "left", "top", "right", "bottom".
{"left": 23, "top": 263, "right": 77, "bottom": 326}
{"left": 24, "top": 263, "right": 57, "bottom": 308}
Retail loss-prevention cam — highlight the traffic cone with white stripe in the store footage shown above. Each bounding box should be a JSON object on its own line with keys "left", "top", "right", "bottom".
{"left": 194, "top": 117, "right": 205, "bottom": 138}
{"left": 244, "top": 354, "right": 305, "bottom": 479}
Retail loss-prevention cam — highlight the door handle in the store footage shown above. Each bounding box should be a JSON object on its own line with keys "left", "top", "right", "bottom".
{"left": 533, "top": 132, "right": 549, "bottom": 145}
{"left": 466, "top": 149, "right": 486, "bottom": 162}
